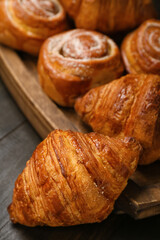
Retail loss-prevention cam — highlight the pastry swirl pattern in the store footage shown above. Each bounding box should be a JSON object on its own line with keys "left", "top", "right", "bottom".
{"left": 121, "top": 19, "right": 160, "bottom": 74}
{"left": 38, "top": 29, "right": 124, "bottom": 107}
{"left": 0, "top": 0, "right": 67, "bottom": 55}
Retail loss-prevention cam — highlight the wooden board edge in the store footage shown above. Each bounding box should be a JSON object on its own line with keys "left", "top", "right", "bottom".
{"left": 116, "top": 180, "right": 160, "bottom": 219}
{"left": 0, "top": 45, "right": 78, "bottom": 139}
{"left": 116, "top": 194, "right": 160, "bottom": 219}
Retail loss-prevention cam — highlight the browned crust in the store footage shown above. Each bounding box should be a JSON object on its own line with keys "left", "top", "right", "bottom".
{"left": 121, "top": 19, "right": 160, "bottom": 75}
{"left": 75, "top": 74, "right": 160, "bottom": 165}
{"left": 8, "top": 130, "right": 141, "bottom": 226}
{"left": 60, "top": 0, "right": 156, "bottom": 33}
{"left": 0, "top": 0, "right": 67, "bottom": 55}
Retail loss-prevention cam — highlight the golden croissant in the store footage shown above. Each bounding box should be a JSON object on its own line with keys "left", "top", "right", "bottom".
{"left": 60, "top": 0, "right": 156, "bottom": 33}
{"left": 38, "top": 29, "right": 124, "bottom": 107}
{"left": 75, "top": 74, "right": 160, "bottom": 165}
{"left": 0, "top": 0, "right": 67, "bottom": 55}
{"left": 121, "top": 19, "right": 160, "bottom": 75}
{"left": 8, "top": 130, "right": 141, "bottom": 227}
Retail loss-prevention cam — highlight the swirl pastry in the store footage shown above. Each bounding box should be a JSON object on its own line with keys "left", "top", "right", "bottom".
{"left": 60, "top": 0, "right": 156, "bottom": 33}
{"left": 38, "top": 29, "right": 124, "bottom": 107}
{"left": 75, "top": 74, "right": 160, "bottom": 165}
{"left": 121, "top": 19, "right": 160, "bottom": 74}
{"left": 8, "top": 129, "right": 141, "bottom": 227}
{"left": 0, "top": 0, "right": 67, "bottom": 55}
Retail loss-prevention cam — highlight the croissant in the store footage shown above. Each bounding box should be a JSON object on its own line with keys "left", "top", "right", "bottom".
{"left": 75, "top": 74, "right": 160, "bottom": 165}
{"left": 121, "top": 19, "right": 160, "bottom": 75}
{"left": 0, "top": 0, "right": 67, "bottom": 55}
{"left": 60, "top": 0, "right": 156, "bottom": 34}
{"left": 8, "top": 130, "right": 141, "bottom": 227}
{"left": 38, "top": 29, "right": 124, "bottom": 107}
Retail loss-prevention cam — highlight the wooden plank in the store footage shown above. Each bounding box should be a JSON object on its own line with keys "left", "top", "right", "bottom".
{"left": 0, "top": 45, "right": 77, "bottom": 140}
{"left": 116, "top": 179, "right": 160, "bottom": 219}
{"left": 0, "top": 122, "right": 41, "bottom": 232}
{"left": 116, "top": 161, "right": 160, "bottom": 219}
{"left": 0, "top": 79, "right": 24, "bottom": 140}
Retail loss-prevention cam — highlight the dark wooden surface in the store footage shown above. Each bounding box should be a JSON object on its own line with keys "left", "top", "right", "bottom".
{"left": 0, "top": 78, "right": 160, "bottom": 240}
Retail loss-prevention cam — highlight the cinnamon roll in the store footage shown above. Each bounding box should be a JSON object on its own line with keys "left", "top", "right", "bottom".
{"left": 38, "top": 29, "right": 124, "bottom": 107}
{"left": 121, "top": 19, "right": 160, "bottom": 74}
{"left": 0, "top": 0, "right": 67, "bottom": 55}
{"left": 60, "top": 0, "right": 156, "bottom": 33}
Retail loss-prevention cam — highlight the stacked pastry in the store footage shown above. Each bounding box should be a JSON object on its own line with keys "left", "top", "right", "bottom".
{"left": 1, "top": 0, "right": 159, "bottom": 227}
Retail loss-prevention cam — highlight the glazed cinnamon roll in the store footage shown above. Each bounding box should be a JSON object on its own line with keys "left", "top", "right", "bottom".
{"left": 38, "top": 29, "right": 124, "bottom": 107}
{"left": 0, "top": 0, "right": 67, "bottom": 55}
{"left": 60, "top": 0, "right": 156, "bottom": 33}
{"left": 121, "top": 19, "right": 160, "bottom": 74}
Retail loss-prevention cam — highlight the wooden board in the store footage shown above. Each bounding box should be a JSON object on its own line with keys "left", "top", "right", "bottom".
{"left": 0, "top": 44, "right": 160, "bottom": 220}
{"left": 0, "top": 78, "right": 25, "bottom": 139}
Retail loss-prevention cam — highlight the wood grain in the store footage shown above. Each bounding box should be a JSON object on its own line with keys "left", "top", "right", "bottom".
{"left": 0, "top": 80, "right": 24, "bottom": 140}
{"left": 0, "top": 122, "right": 40, "bottom": 229}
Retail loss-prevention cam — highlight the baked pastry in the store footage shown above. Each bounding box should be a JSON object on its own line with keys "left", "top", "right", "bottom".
{"left": 8, "top": 130, "right": 141, "bottom": 227}
{"left": 121, "top": 19, "right": 160, "bottom": 74}
{"left": 0, "top": 0, "right": 67, "bottom": 55}
{"left": 75, "top": 74, "right": 160, "bottom": 165}
{"left": 38, "top": 29, "right": 124, "bottom": 107}
{"left": 60, "top": 0, "right": 156, "bottom": 33}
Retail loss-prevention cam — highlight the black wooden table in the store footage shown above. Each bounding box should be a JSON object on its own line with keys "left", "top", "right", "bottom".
{"left": 0, "top": 77, "right": 160, "bottom": 240}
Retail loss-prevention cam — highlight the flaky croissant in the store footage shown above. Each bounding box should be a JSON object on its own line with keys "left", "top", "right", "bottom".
{"left": 8, "top": 130, "right": 141, "bottom": 227}
{"left": 60, "top": 0, "right": 156, "bottom": 33}
{"left": 121, "top": 19, "right": 160, "bottom": 75}
{"left": 0, "top": 0, "right": 67, "bottom": 55}
{"left": 38, "top": 29, "right": 124, "bottom": 107}
{"left": 75, "top": 74, "right": 160, "bottom": 165}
